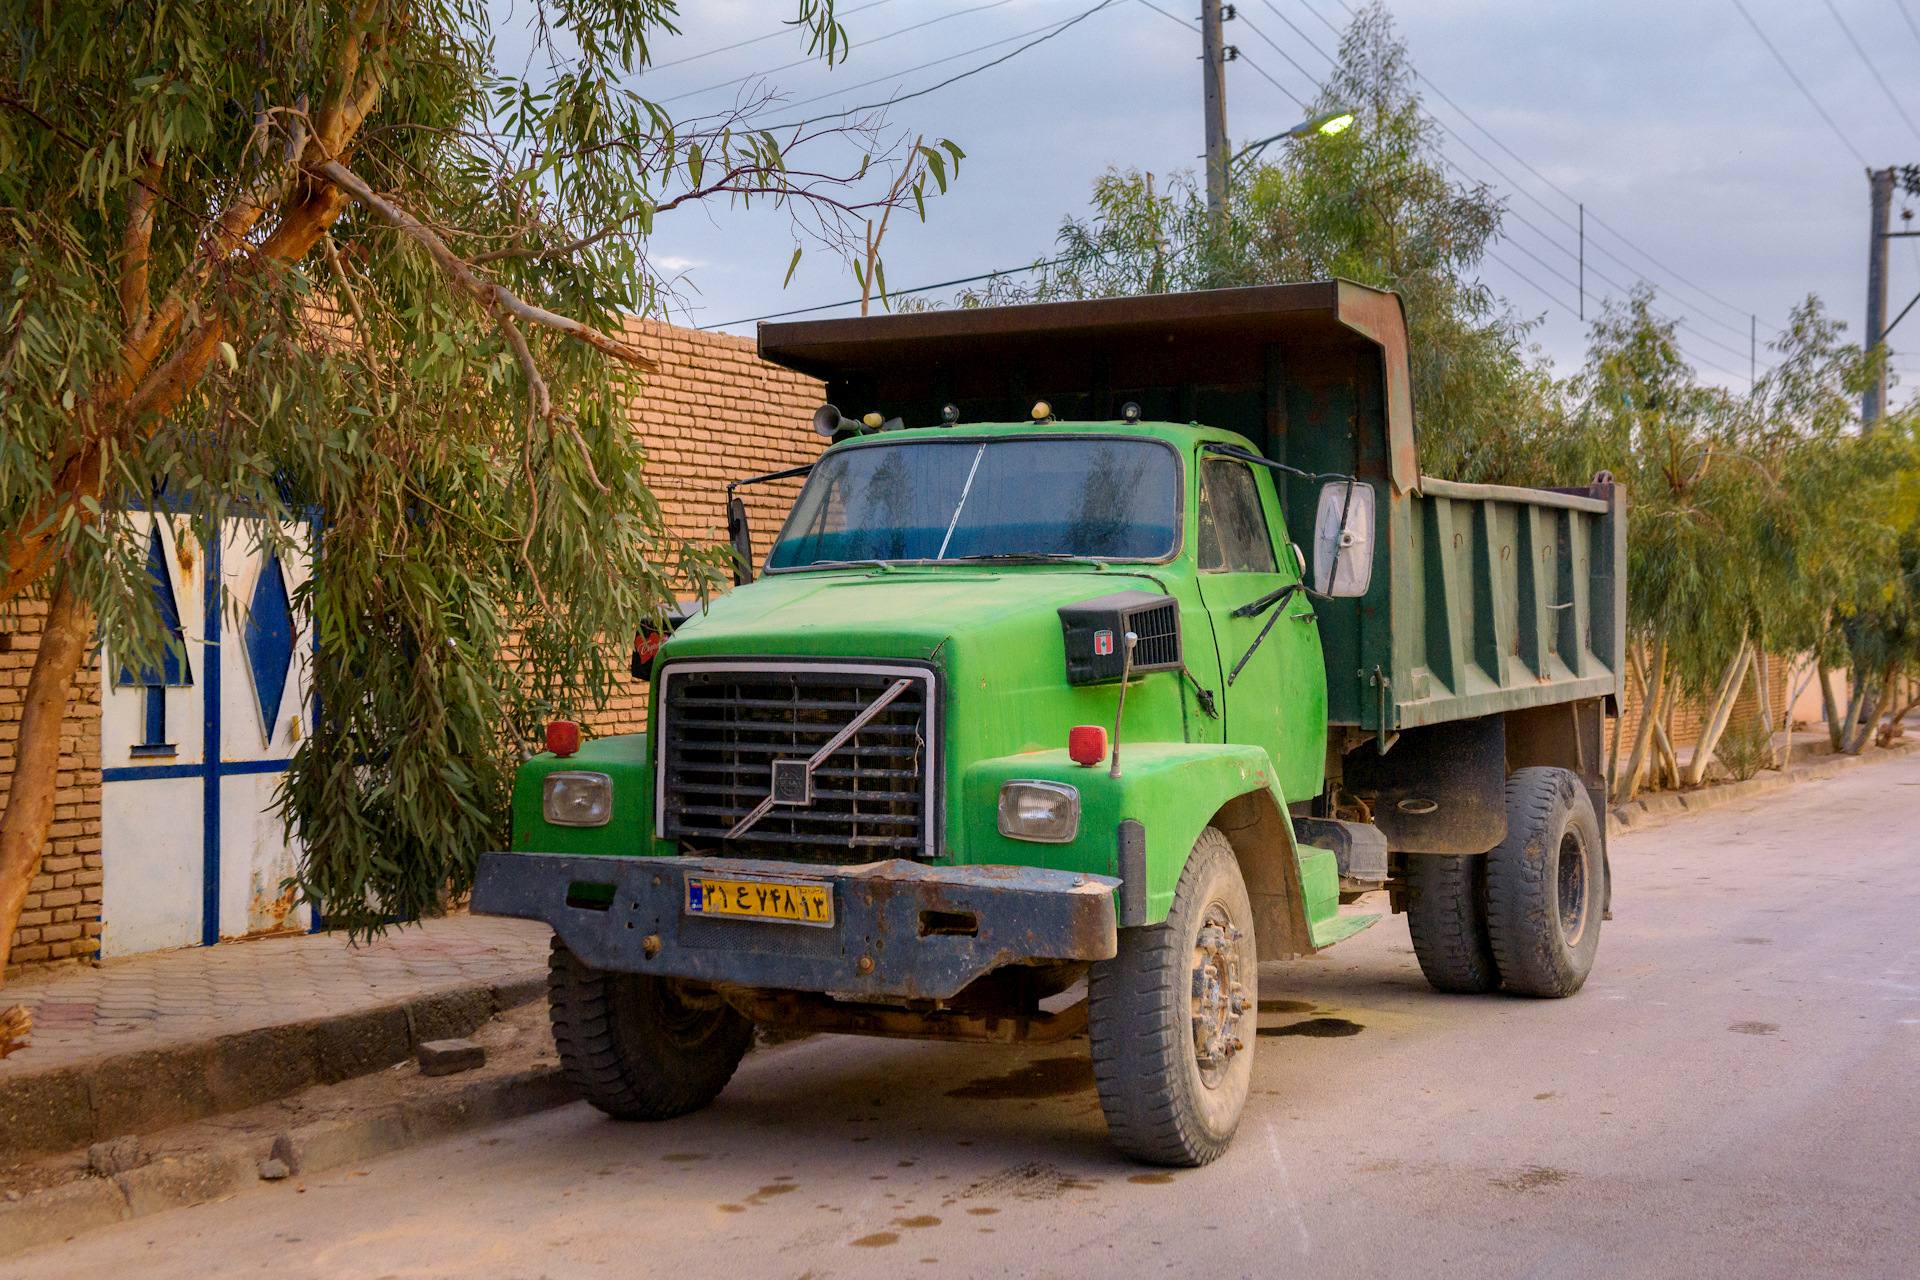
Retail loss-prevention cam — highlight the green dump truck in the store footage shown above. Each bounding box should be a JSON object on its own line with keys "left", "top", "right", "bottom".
{"left": 472, "top": 280, "right": 1625, "bottom": 1167}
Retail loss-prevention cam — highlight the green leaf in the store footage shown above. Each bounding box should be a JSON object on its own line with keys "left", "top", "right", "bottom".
{"left": 783, "top": 246, "right": 803, "bottom": 289}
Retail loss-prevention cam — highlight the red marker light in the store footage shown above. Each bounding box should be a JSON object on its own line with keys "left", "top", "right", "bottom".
{"left": 1068, "top": 724, "right": 1108, "bottom": 768}
{"left": 546, "top": 720, "right": 581, "bottom": 758}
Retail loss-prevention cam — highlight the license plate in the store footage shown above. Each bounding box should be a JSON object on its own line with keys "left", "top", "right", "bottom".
{"left": 685, "top": 876, "right": 835, "bottom": 928}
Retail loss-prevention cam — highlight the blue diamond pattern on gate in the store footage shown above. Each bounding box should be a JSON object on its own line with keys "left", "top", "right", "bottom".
{"left": 245, "top": 554, "right": 296, "bottom": 739}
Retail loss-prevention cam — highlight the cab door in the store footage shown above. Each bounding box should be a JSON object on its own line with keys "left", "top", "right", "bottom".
{"left": 1191, "top": 452, "right": 1327, "bottom": 803}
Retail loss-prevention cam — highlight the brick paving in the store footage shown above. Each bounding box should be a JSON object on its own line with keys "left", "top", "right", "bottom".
{"left": 0, "top": 913, "right": 551, "bottom": 1077}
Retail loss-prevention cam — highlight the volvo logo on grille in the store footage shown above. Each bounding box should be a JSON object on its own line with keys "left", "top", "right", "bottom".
{"left": 770, "top": 758, "right": 813, "bottom": 805}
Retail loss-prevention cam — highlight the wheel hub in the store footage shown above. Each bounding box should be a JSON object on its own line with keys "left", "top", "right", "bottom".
{"left": 1191, "top": 905, "right": 1249, "bottom": 1076}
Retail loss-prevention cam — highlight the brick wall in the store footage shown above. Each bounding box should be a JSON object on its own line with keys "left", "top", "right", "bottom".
{"left": 586, "top": 320, "right": 827, "bottom": 736}
{"left": 2, "top": 598, "right": 105, "bottom": 978}
{"left": 1607, "top": 651, "right": 1793, "bottom": 775}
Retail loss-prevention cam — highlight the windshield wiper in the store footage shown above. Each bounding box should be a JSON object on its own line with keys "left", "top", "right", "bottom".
{"left": 951, "top": 553, "right": 1101, "bottom": 565}
{"left": 792, "top": 559, "right": 897, "bottom": 573}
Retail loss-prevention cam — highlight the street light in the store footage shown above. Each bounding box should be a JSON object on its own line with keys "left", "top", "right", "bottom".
{"left": 1231, "top": 109, "right": 1356, "bottom": 166}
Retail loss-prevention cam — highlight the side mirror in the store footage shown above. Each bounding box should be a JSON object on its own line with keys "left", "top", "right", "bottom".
{"left": 1312, "top": 480, "right": 1375, "bottom": 598}
{"left": 727, "top": 494, "right": 754, "bottom": 586}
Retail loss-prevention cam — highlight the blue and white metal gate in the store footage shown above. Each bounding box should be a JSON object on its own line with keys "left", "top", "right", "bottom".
{"left": 99, "top": 516, "right": 313, "bottom": 956}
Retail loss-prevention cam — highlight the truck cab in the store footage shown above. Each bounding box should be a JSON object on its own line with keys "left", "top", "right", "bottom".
{"left": 474, "top": 281, "right": 1625, "bottom": 1166}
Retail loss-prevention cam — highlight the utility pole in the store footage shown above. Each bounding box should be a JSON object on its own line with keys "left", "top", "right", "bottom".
{"left": 1864, "top": 166, "right": 1892, "bottom": 427}
{"left": 1201, "top": 0, "right": 1231, "bottom": 217}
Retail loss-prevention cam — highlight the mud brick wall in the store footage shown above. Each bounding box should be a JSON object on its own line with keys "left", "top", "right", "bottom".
{"left": 1, "top": 598, "right": 105, "bottom": 977}
{"left": 585, "top": 320, "right": 827, "bottom": 737}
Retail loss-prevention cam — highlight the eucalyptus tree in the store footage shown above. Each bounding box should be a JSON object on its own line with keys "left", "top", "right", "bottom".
{"left": 0, "top": 0, "right": 961, "bottom": 971}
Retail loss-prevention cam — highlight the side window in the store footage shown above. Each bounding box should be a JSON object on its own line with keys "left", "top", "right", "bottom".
{"left": 1196, "top": 458, "right": 1279, "bottom": 573}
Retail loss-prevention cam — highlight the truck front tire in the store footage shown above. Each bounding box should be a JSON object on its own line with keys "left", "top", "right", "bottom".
{"left": 1089, "top": 827, "right": 1256, "bottom": 1167}
{"left": 547, "top": 936, "right": 754, "bottom": 1120}
{"left": 1485, "top": 767, "right": 1603, "bottom": 997}
{"left": 1404, "top": 852, "right": 1501, "bottom": 994}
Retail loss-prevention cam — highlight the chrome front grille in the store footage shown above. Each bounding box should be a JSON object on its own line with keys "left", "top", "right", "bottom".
{"left": 657, "top": 662, "right": 936, "bottom": 861}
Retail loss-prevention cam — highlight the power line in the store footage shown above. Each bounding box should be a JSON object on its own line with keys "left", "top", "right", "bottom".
{"left": 1482, "top": 247, "right": 1579, "bottom": 317}
{"left": 1300, "top": 0, "right": 1782, "bottom": 334}
{"left": 699, "top": 256, "right": 1070, "bottom": 329}
{"left": 1259, "top": 0, "right": 1334, "bottom": 64}
{"left": 1134, "top": 0, "right": 1194, "bottom": 31}
{"left": 1899, "top": 0, "right": 1920, "bottom": 53}
{"left": 654, "top": 0, "right": 1021, "bottom": 108}
{"left": 1232, "top": 47, "right": 1310, "bottom": 111}
{"left": 1269, "top": 0, "right": 1777, "bottom": 370}
{"left": 1820, "top": 0, "right": 1920, "bottom": 146}
{"left": 1728, "top": 0, "right": 1868, "bottom": 165}
{"left": 1412, "top": 67, "right": 1776, "bottom": 337}
{"left": 643, "top": 0, "right": 902, "bottom": 75}
{"left": 758, "top": 0, "right": 1125, "bottom": 129}
{"left": 1233, "top": 17, "right": 1318, "bottom": 104}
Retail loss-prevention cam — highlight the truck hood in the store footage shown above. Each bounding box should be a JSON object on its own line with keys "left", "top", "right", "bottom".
{"left": 661, "top": 567, "right": 1167, "bottom": 664}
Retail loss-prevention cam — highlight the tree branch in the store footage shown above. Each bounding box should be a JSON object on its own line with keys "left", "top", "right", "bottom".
{"left": 316, "top": 159, "right": 658, "bottom": 373}
{"left": 119, "top": 158, "right": 161, "bottom": 337}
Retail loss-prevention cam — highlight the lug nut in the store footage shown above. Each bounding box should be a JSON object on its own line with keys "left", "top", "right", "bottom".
{"left": 857, "top": 956, "right": 874, "bottom": 975}
{"left": 642, "top": 934, "right": 661, "bottom": 959}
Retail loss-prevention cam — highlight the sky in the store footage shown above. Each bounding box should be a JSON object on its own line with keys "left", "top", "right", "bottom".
{"left": 508, "top": 0, "right": 1920, "bottom": 403}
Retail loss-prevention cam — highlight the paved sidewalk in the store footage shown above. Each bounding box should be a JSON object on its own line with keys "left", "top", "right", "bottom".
{"left": 0, "top": 914, "right": 550, "bottom": 1078}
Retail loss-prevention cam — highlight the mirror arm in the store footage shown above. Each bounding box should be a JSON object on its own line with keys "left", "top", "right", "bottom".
{"left": 1201, "top": 442, "right": 1357, "bottom": 486}
{"left": 726, "top": 462, "right": 816, "bottom": 494}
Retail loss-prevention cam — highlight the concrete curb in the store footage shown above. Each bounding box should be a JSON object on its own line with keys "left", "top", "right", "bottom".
{"left": 1609, "top": 740, "right": 1918, "bottom": 834}
{"left": 0, "top": 1062, "right": 579, "bottom": 1258}
{"left": 0, "top": 970, "right": 546, "bottom": 1164}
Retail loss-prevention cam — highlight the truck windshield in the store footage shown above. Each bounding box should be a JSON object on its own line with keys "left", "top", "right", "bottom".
{"left": 766, "top": 437, "right": 1181, "bottom": 569}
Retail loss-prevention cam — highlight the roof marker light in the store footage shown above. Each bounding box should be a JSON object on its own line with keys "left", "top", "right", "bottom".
{"left": 941, "top": 403, "right": 960, "bottom": 426}
{"left": 1121, "top": 402, "right": 1142, "bottom": 423}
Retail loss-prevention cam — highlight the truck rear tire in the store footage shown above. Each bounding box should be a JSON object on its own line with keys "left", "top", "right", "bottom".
{"left": 1485, "top": 767, "right": 1603, "bottom": 998}
{"left": 1088, "top": 827, "right": 1256, "bottom": 1167}
{"left": 1404, "top": 852, "right": 1500, "bottom": 994}
{"left": 547, "top": 935, "right": 754, "bottom": 1120}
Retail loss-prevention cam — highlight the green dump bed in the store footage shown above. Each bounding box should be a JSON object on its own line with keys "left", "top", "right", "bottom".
{"left": 758, "top": 279, "right": 1626, "bottom": 737}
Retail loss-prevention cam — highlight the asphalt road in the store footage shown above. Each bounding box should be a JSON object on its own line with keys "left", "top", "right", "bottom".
{"left": 14, "top": 754, "right": 1920, "bottom": 1279}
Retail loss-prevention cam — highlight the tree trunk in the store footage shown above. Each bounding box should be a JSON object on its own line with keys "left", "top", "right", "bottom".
{"left": 1755, "top": 651, "right": 1777, "bottom": 768}
{"left": 0, "top": 573, "right": 93, "bottom": 987}
{"left": 1687, "top": 640, "right": 1753, "bottom": 786}
{"left": 1819, "top": 666, "right": 1844, "bottom": 752}
{"left": 1654, "top": 680, "right": 1682, "bottom": 789}
{"left": 1849, "top": 664, "right": 1900, "bottom": 754}
{"left": 1878, "top": 678, "right": 1920, "bottom": 748}
{"left": 1839, "top": 671, "right": 1877, "bottom": 755}
{"left": 1619, "top": 637, "right": 1666, "bottom": 804}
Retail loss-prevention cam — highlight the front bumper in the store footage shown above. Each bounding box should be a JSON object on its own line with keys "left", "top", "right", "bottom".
{"left": 471, "top": 851, "right": 1119, "bottom": 1001}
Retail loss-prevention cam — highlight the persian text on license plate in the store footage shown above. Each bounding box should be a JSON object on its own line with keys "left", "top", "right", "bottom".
{"left": 685, "top": 876, "right": 834, "bottom": 927}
